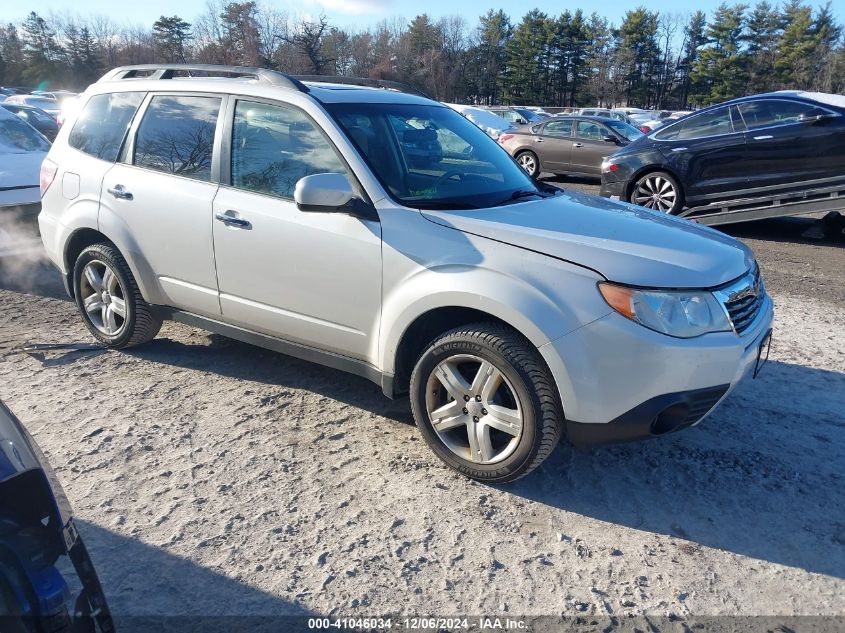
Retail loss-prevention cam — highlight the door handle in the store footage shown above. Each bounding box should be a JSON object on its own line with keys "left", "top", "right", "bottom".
{"left": 670, "top": 147, "right": 688, "bottom": 152}
{"left": 215, "top": 211, "right": 251, "bottom": 229}
{"left": 107, "top": 185, "right": 133, "bottom": 200}
{"left": 753, "top": 135, "right": 773, "bottom": 140}
{"left": 573, "top": 143, "right": 583, "bottom": 148}
{"left": 534, "top": 137, "right": 543, "bottom": 143}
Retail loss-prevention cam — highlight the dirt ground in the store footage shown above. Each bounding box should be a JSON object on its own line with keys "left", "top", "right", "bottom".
{"left": 0, "top": 193, "right": 843, "bottom": 629}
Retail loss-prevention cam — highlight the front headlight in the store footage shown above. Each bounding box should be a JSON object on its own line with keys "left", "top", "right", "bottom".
{"left": 599, "top": 282, "right": 732, "bottom": 338}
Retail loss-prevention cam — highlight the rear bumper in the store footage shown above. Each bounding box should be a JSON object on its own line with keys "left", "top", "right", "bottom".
{"left": 599, "top": 178, "right": 626, "bottom": 200}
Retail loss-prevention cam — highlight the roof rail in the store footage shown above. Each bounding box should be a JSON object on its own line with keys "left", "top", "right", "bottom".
{"left": 97, "top": 64, "right": 309, "bottom": 93}
{"left": 295, "top": 75, "right": 430, "bottom": 99}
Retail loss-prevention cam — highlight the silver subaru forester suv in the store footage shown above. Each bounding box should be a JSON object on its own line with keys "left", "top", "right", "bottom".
{"left": 38, "top": 65, "right": 773, "bottom": 482}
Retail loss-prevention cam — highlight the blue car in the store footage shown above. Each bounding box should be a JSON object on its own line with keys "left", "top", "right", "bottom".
{"left": 0, "top": 400, "right": 115, "bottom": 632}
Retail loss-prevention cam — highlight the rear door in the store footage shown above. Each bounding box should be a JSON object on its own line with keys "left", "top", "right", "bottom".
{"left": 535, "top": 119, "right": 573, "bottom": 172}
{"left": 100, "top": 92, "right": 224, "bottom": 316}
{"left": 738, "top": 98, "right": 843, "bottom": 192}
{"left": 569, "top": 120, "right": 618, "bottom": 175}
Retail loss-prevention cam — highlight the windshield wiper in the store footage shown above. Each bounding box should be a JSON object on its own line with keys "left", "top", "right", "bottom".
{"left": 492, "top": 189, "right": 548, "bottom": 207}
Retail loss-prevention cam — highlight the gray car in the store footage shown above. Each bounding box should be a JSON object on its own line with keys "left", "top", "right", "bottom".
{"left": 499, "top": 115, "right": 643, "bottom": 178}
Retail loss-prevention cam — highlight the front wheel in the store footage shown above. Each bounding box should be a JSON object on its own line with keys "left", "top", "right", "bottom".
{"left": 630, "top": 171, "right": 684, "bottom": 214}
{"left": 410, "top": 323, "right": 563, "bottom": 482}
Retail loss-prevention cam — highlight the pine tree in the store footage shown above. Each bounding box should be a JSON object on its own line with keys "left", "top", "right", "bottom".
{"left": 21, "top": 11, "right": 64, "bottom": 86}
{"left": 615, "top": 8, "right": 661, "bottom": 107}
{"left": 775, "top": 0, "right": 816, "bottom": 89}
{"left": 746, "top": 2, "right": 780, "bottom": 93}
{"left": 152, "top": 16, "right": 192, "bottom": 64}
{"left": 690, "top": 3, "right": 748, "bottom": 105}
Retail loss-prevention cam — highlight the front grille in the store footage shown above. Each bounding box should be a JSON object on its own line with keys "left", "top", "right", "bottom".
{"left": 719, "top": 265, "right": 765, "bottom": 335}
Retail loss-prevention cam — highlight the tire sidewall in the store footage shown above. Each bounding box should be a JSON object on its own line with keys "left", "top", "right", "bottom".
{"left": 73, "top": 245, "right": 137, "bottom": 347}
{"left": 631, "top": 170, "right": 684, "bottom": 214}
{"left": 411, "top": 336, "right": 541, "bottom": 482}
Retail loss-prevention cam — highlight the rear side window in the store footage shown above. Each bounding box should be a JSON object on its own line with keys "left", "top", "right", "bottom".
{"left": 230, "top": 100, "right": 347, "bottom": 199}
{"left": 69, "top": 92, "right": 144, "bottom": 161}
{"left": 737, "top": 99, "right": 830, "bottom": 131}
{"left": 134, "top": 95, "right": 221, "bottom": 182}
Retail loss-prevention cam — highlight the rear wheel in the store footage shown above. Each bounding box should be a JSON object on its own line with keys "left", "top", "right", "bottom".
{"left": 515, "top": 151, "right": 540, "bottom": 178}
{"left": 410, "top": 323, "right": 563, "bottom": 482}
{"left": 630, "top": 171, "right": 684, "bottom": 214}
{"left": 72, "top": 243, "right": 161, "bottom": 348}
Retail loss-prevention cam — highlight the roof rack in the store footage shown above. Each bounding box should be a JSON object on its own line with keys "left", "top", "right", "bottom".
{"left": 97, "top": 64, "right": 309, "bottom": 93}
{"left": 295, "top": 75, "right": 430, "bottom": 99}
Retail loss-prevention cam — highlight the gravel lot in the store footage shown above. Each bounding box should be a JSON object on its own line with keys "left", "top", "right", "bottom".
{"left": 1, "top": 191, "right": 843, "bottom": 629}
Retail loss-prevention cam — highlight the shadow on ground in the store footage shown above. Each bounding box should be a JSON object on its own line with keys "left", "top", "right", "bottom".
{"left": 720, "top": 214, "right": 845, "bottom": 247}
{"left": 507, "top": 358, "right": 845, "bottom": 580}
{"left": 77, "top": 520, "right": 316, "bottom": 632}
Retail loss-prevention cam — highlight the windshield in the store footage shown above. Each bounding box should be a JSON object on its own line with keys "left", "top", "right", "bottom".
{"left": 0, "top": 115, "right": 50, "bottom": 153}
{"left": 24, "top": 98, "right": 58, "bottom": 111}
{"left": 604, "top": 119, "right": 644, "bottom": 142}
{"left": 327, "top": 102, "right": 539, "bottom": 210}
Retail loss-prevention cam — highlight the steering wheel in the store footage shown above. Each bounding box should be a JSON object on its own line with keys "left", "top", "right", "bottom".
{"left": 433, "top": 170, "right": 465, "bottom": 189}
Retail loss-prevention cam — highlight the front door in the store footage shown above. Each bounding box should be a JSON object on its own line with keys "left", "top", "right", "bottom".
{"left": 100, "top": 93, "right": 224, "bottom": 317}
{"left": 569, "top": 120, "right": 618, "bottom": 175}
{"left": 211, "top": 98, "right": 381, "bottom": 361}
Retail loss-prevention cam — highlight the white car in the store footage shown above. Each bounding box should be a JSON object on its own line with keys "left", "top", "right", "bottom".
{"left": 445, "top": 103, "right": 515, "bottom": 139}
{"left": 0, "top": 106, "right": 50, "bottom": 254}
{"left": 39, "top": 64, "right": 773, "bottom": 482}
{"left": 0, "top": 106, "right": 50, "bottom": 207}
{"left": 614, "top": 108, "right": 663, "bottom": 131}
{"left": 3, "top": 95, "right": 62, "bottom": 118}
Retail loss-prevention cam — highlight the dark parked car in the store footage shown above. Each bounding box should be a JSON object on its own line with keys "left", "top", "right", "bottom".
{"left": 600, "top": 91, "right": 845, "bottom": 213}
{"left": 0, "top": 400, "right": 114, "bottom": 632}
{"left": 498, "top": 115, "right": 644, "bottom": 178}
{"left": 488, "top": 106, "right": 547, "bottom": 125}
{"left": 1, "top": 103, "right": 59, "bottom": 140}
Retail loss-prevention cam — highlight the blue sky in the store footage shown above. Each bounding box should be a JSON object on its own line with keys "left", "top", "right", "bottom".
{"left": 13, "top": 0, "right": 843, "bottom": 30}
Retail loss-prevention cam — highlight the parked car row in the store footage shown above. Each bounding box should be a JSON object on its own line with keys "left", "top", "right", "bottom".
{"left": 0, "top": 88, "right": 78, "bottom": 141}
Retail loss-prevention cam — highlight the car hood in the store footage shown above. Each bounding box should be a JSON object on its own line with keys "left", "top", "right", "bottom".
{"left": 420, "top": 191, "right": 753, "bottom": 288}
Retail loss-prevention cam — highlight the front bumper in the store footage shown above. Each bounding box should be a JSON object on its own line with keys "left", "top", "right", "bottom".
{"left": 540, "top": 293, "right": 774, "bottom": 447}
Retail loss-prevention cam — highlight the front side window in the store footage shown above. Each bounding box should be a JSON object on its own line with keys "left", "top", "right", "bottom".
{"left": 134, "top": 95, "right": 221, "bottom": 181}
{"left": 575, "top": 121, "right": 605, "bottom": 141}
{"left": 231, "top": 100, "right": 347, "bottom": 199}
{"left": 327, "top": 102, "right": 540, "bottom": 210}
{"left": 69, "top": 92, "right": 144, "bottom": 162}
{"left": 674, "top": 106, "right": 734, "bottom": 140}
{"left": 737, "top": 99, "right": 830, "bottom": 131}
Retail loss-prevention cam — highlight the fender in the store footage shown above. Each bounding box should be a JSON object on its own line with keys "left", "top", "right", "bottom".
{"left": 378, "top": 261, "right": 605, "bottom": 376}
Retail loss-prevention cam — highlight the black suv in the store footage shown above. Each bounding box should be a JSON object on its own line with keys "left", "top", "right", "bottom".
{"left": 600, "top": 92, "right": 845, "bottom": 213}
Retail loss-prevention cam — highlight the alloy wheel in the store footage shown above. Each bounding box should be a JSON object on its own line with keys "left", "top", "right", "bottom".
{"left": 425, "top": 354, "right": 523, "bottom": 464}
{"left": 79, "top": 260, "right": 127, "bottom": 336}
{"left": 633, "top": 175, "right": 677, "bottom": 212}
{"left": 517, "top": 153, "right": 537, "bottom": 175}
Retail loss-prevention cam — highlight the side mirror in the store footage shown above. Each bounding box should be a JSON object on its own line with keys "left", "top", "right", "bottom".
{"left": 603, "top": 135, "right": 619, "bottom": 144}
{"left": 294, "top": 173, "right": 377, "bottom": 221}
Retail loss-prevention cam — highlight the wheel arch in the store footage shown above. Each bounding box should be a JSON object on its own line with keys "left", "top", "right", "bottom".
{"left": 62, "top": 226, "right": 158, "bottom": 303}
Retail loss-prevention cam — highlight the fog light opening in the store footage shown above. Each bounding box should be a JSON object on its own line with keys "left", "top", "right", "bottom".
{"left": 650, "top": 403, "right": 690, "bottom": 435}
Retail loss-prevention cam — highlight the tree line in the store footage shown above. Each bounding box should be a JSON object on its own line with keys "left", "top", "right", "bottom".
{"left": 1, "top": 1, "right": 842, "bottom": 109}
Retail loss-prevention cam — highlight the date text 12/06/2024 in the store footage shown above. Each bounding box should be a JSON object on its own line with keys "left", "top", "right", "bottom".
{"left": 307, "top": 617, "right": 528, "bottom": 630}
